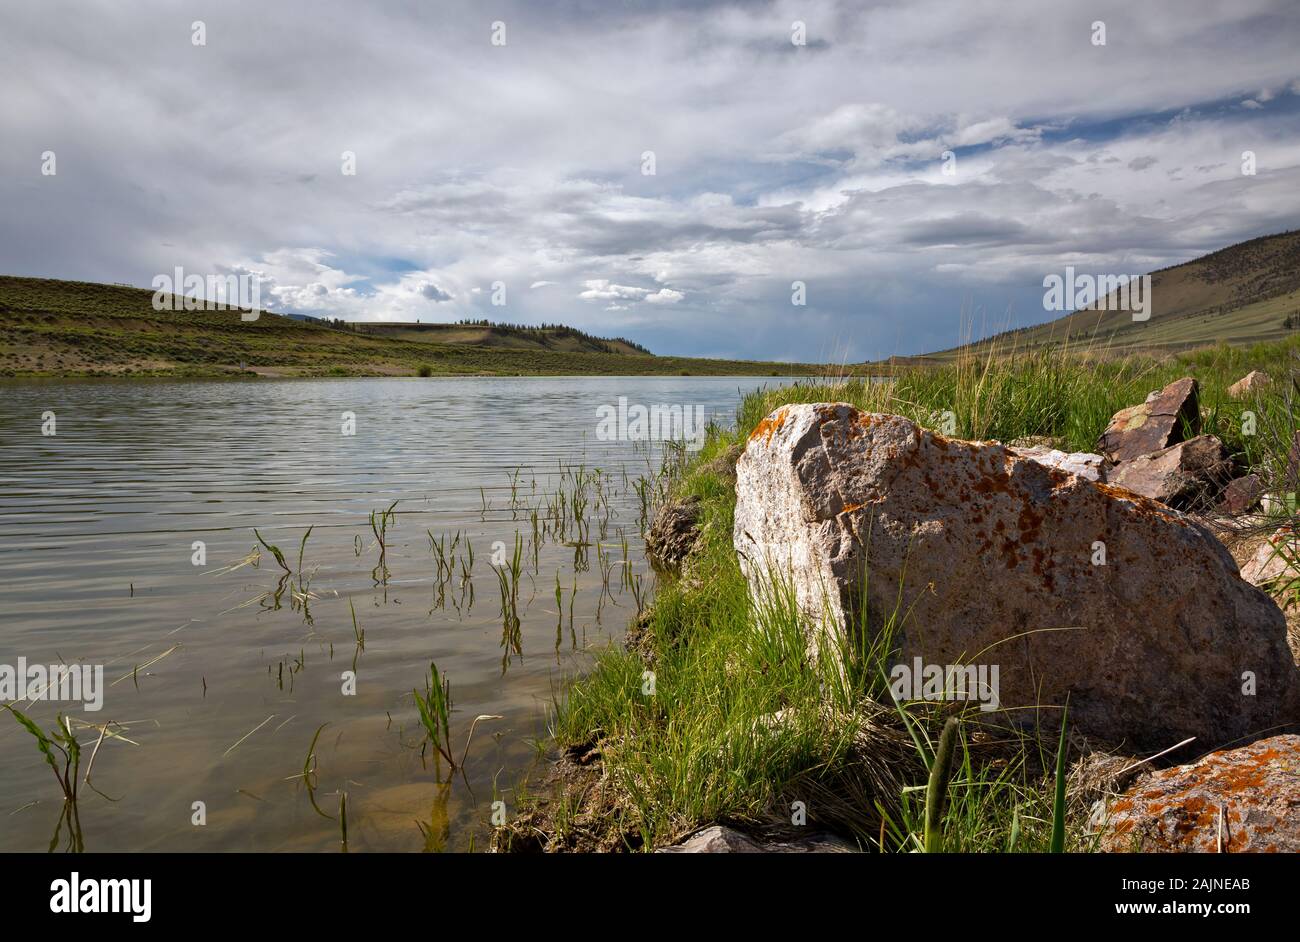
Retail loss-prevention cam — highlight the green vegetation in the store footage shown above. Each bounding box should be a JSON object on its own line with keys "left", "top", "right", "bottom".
{"left": 4, "top": 706, "right": 81, "bottom": 804}
{"left": 414, "top": 663, "right": 455, "bottom": 770}
{"left": 924, "top": 718, "right": 961, "bottom": 853}
{"left": 413, "top": 662, "right": 501, "bottom": 779}
{"left": 4, "top": 706, "right": 85, "bottom": 851}
{"left": 1050, "top": 705, "right": 1070, "bottom": 854}
{"left": 0, "top": 275, "right": 825, "bottom": 378}
{"left": 531, "top": 333, "right": 1300, "bottom": 852}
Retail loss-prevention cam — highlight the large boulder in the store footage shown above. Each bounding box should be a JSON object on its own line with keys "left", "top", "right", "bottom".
{"left": 1107, "top": 434, "right": 1234, "bottom": 509}
{"left": 1096, "top": 377, "right": 1199, "bottom": 463}
{"left": 1099, "top": 735, "right": 1300, "bottom": 852}
{"left": 734, "top": 403, "right": 1298, "bottom": 750}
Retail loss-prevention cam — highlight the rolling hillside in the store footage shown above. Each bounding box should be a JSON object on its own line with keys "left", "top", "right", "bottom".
{"left": 354, "top": 320, "right": 650, "bottom": 355}
{"left": 0, "top": 276, "right": 822, "bottom": 378}
{"left": 908, "top": 229, "right": 1300, "bottom": 363}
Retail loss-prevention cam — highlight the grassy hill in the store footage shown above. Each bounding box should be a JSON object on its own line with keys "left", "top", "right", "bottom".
{"left": 892, "top": 229, "right": 1300, "bottom": 365}
{"left": 0, "top": 276, "right": 824, "bottom": 378}
{"left": 353, "top": 320, "right": 650, "bottom": 356}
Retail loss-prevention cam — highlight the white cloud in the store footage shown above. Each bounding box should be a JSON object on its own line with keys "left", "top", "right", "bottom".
{"left": 579, "top": 280, "right": 650, "bottom": 302}
{"left": 2, "top": 0, "right": 1299, "bottom": 361}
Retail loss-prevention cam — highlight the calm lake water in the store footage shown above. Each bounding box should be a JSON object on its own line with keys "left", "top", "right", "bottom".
{"left": 0, "top": 375, "right": 790, "bottom": 852}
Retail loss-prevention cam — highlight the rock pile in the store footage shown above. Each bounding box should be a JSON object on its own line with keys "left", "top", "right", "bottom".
{"left": 1094, "top": 377, "right": 1255, "bottom": 511}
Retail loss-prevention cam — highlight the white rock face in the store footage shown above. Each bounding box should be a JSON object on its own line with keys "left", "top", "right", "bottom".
{"left": 733, "top": 403, "right": 1299, "bottom": 749}
{"left": 1006, "top": 445, "right": 1106, "bottom": 482}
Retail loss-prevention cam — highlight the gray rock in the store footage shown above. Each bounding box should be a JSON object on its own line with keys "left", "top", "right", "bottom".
{"left": 1240, "top": 525, "right": 1300, "bottom": 589}
{"left": 734, "top": 403, "right": 1298, "bottom": 750}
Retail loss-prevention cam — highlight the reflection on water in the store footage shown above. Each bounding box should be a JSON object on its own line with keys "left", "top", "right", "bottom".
{"left": 0, "top": 375, "right": 785, "bottom": 851}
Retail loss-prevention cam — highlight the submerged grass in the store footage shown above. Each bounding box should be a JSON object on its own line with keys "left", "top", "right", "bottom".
{"left": 539, "top": 335, "right": 1300, "bottom": 853}
{"left": 4, "top": 706, "right": 85, "bottom": 851}
{"left": 4, "top": 705, "right": 81, "bottom": 804}
{"left": 413, "top": 662, "right": 502, "bottom": 780}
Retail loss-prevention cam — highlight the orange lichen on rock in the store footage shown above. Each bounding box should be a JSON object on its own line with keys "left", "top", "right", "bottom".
{"left": 1099, "top": 735, "right": 1300, "bottom": 853}
{"left": 749, "top": 407, "right": 789, "bottom": 445}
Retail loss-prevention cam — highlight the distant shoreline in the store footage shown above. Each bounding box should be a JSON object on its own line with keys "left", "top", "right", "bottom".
{"left": 0, "top": 369, "right": 842, "bottom": 382}
{"left": 0, "top": 275, "right": 841, "bottom": 380}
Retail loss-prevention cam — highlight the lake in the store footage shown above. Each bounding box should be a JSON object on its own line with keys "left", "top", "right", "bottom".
{"left": 0, "top": 375, "right": 790, "bottom": 852}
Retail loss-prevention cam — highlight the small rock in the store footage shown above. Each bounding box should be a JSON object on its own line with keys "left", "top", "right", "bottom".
{"left": 1108, "top": 435, "right": 1234, "bottom": 509}
{"left": 1096, "top": 377, "right": 1200, "bottom": 463}
{"left": 1227, "top": 370, "right": 1271, "bottom": 399}
{"left": 1239, "top": 525, "right": 1300, "bottom": 589}
{"left": 657, "top": 825, "right": 857, "bottom": 853}
{"left": 1260, "top": 492, "right": 1293, "bottom": 514}
{"left": 1099, "top": 735, "right": 1300, "bottom": 852}
{"left": 1007, "top": 445, "right": 1106, "bottom": 482}
{"left": 1216, "top": 474, "right": 1264, "bottom": 515}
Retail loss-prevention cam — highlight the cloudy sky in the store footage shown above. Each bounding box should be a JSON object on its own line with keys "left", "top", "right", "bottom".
{"left": 3, "top": 0, "right": 1299, "bottom": 361}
